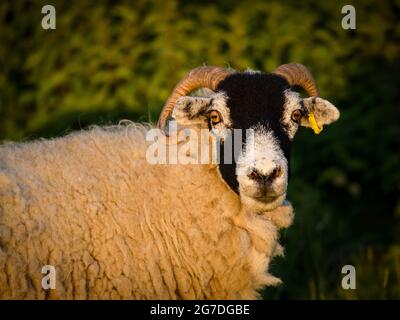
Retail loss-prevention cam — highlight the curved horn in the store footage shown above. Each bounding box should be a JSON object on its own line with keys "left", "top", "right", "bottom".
{"left": 272, "top": 63, "right": 319, "bottom": 97}
{"left": 157, "top": 66, "right": 232, "bottom": 129}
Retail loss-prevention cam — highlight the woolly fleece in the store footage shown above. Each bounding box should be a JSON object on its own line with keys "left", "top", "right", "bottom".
{"left": 0, "top": 124, "right": 293, "bottom": 299}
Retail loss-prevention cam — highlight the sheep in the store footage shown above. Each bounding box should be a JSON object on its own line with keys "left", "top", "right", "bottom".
{"left": 0, "top": 63, "right": 339, "bottom": 299}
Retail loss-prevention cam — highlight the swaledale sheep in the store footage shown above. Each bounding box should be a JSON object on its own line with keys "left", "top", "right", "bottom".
{"left": 0, "top": 64, "right": 339, "bottom": 299}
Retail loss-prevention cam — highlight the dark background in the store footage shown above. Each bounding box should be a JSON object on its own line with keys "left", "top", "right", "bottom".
{"left": 1, "top": 0, "right": 399, "bottom": 299}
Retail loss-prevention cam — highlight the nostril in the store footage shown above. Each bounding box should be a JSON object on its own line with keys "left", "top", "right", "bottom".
{"left": 247, "top": 166, "right": 282, "bottom": 183}
{"left": 269, "top": 166, "right": 282, "bottom": 181}
{"left": 248, "top": 168, "right": 263, "bottom": 181}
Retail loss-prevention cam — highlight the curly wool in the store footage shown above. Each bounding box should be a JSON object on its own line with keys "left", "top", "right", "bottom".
{"left": 0, "top": 123, "right": 293, "bottom": 299}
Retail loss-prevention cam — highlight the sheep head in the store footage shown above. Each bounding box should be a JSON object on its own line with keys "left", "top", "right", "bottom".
{"left": 157, "top": 64, "right": 340, "bottom": 212}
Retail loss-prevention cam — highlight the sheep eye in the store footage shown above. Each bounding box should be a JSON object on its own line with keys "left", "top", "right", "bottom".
{"left": 209, "top": 110, "right": 222, "bottom": 125}
{"left": 291, "top": 109, "right": 302, "bottom": 122}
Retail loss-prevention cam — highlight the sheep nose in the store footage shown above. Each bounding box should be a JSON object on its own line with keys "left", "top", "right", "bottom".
{"left": 248, "top": 166, "right": 282, "bottom": 183}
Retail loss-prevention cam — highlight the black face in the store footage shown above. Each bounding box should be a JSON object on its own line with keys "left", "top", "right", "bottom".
{"left": 216, "top": 73, "right": 292, "bottom": 193}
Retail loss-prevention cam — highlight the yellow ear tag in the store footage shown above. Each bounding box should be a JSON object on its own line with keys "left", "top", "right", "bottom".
{"left": 308, "top": 112, "right": 323, "bottom": 134}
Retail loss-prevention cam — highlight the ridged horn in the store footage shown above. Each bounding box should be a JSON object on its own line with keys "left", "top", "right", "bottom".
{"left": 272, "top": 63, "right": 319, "bottom": 97}
{"left": 157, "top": 66, "right": 231, "bottom": 129}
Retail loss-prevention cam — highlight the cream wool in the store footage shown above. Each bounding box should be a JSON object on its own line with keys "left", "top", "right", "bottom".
{"left": 0, "top": 124, "right": 293, "bottom": 299}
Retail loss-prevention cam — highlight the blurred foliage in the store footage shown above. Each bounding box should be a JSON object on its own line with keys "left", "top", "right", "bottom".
{"left": 1, "top": 0, "right": 399, "bottom": 299}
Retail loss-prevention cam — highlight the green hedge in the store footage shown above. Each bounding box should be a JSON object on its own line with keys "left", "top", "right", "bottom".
{"left": 1, "top": 0, "right": 399, "bottom": 298}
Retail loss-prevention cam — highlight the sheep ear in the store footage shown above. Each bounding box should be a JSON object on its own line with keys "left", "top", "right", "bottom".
{"left": 300, "top": 97, "right": 340, "bottom": 129}
{"left": 171, "top": 96, "right": 211, "bottom": 126}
